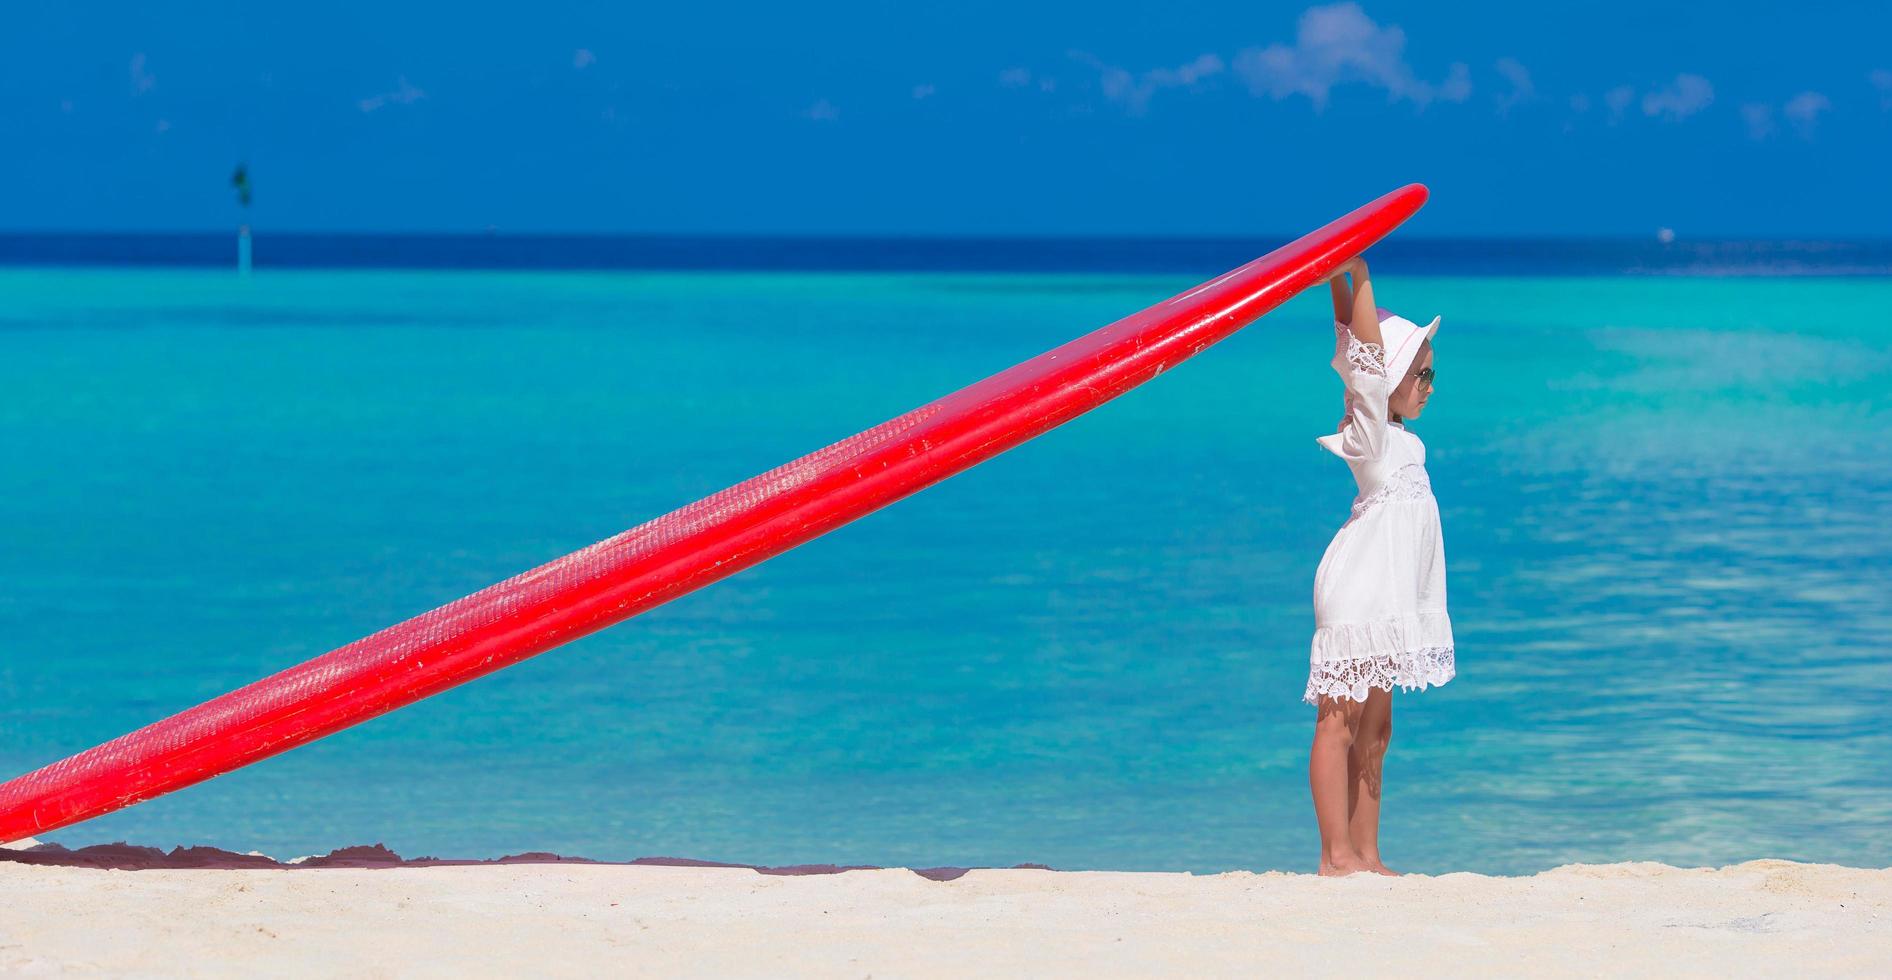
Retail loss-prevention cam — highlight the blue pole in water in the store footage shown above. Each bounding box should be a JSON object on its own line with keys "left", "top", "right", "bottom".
{"left": 237, "top": 225, "right": 252, "bottom": 276}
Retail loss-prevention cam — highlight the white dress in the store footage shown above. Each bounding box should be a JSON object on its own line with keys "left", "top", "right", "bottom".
{"left": 1306, "top": 324, "right": 1456, "bottom": 705}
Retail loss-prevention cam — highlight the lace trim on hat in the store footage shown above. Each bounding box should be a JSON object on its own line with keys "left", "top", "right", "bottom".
{"left": 1349, "top": 463, "right": 1432, "bottom": 520}
{"left": 1344, "top": 336, "right": 1387, "bottom": 377}
{"left": 1302, "top": 646, "right": 1456, "bottom": 706}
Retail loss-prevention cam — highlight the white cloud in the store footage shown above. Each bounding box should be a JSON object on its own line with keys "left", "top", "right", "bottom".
{"left": 912, "top": 83, "right": 936, "bottom": 100}
{"left": 1231, "top": 2, "right": 1462, "bottom": 111}
{"left": 129, "top": 53, "right": 154, "bottom": 95}
{"left": 1069, "top": 51, "right": 1224, "bottom": 115}
{"left": 1149, "top": 53, "right": 1224, "bottom": 87}
{"left": 1740, "top": 102, "right": 1774, "bottom": 140}
{"left": 359, "top": 76, "right": 427, "bottom": 113}
{"left": 1437, "top": 62, "right": 1471, "bottom": 103}
{"left": 1641, "top": 73, "right": 1713, "bottom": 121}
{"left": 1869, "top": 68, "right": 1892, "bottom": 110}
{"left": 1493, "top": 56, "right": 1534, "bottom": 115}
{"left": 805, "top": 99, "right": 839, "bottom": 122}
{"left": 1782, "top": 91, "right": 1830, "bottom": 137}
{"left": 573, "top": 48, "right": 596, "bottom": 70}
{"left": 1069, "top": 54, "right": 1132, "bottom": 109}
{"left": 1604, "top": 84, "right": 1635, "bottom": 122}
{"left": 998, "top": 67, "right": 1032, "bottom": 88}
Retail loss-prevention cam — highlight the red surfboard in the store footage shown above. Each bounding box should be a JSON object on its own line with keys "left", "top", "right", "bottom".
{"left": 0, "top": 184, "right": 1428, "bottom": 843}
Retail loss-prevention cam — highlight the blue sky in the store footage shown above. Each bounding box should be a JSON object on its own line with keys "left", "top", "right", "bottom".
{"left": 6, "top": 0, "right": 1890, "bottom": 235}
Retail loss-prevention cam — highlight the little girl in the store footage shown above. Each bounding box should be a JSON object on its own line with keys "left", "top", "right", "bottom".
{"left": 1306, "top": 255, "right": 1454, "bottom": 877}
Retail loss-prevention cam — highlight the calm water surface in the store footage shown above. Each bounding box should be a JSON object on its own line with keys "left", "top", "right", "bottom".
{"left": 2, "top": 267, "right": 1887, "bottom": 874}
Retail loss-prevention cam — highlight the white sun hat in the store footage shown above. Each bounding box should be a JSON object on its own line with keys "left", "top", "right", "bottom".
{"left": 1316, "top": 307, "right": 1441, "bottom": 456}
{"left": 1353, "top": 306, "right": 1440, "bottom": 385}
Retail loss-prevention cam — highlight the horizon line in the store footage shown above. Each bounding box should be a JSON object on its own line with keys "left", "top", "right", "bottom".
{"left": 3, "top": 229, "right": 1890, "bottom": 244}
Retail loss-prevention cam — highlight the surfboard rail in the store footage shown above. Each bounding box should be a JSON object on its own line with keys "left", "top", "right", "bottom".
{"left": 0, "top": 184, "right": 1428, "bottom": 843}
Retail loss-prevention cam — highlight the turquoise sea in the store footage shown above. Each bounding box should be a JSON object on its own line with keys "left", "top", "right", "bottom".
{"left": 2, "top": 262, "right": 1888, "bottom": 874}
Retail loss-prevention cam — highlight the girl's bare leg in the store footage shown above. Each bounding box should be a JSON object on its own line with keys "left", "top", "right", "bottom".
{"left": 1346, "top": 687, "right": 1399, "bottom": 876}
{"left": 1310, "top": 696, "right": 1373, "bottom": 876}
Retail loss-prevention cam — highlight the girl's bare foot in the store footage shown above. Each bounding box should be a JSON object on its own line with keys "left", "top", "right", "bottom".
{"left": 1318, "top": 851, "right": 1375, "bottom": 876}
{"left": 1356, "top": 851, "right": 1401, "bottom": 876}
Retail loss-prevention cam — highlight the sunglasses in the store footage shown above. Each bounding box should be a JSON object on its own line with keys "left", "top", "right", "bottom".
{"left": 1410, "top": 366, "right": 1435, "bottom": 387}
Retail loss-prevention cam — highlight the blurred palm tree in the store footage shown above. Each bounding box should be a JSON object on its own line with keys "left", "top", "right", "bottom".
{"left": 231, "top": 163, "right": 252, "bottom": 208}
{"left": 231, "top": 163, "right": 253, "bottom": 275}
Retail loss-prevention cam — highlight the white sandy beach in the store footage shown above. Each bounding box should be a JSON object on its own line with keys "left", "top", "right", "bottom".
{"left": 3, "top": 844, "right": 1887, "bottom": 977}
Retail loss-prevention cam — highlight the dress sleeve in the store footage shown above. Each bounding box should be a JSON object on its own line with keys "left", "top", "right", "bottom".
{"left": 1337, "top": 335, "right": 1394, "bottom": 461}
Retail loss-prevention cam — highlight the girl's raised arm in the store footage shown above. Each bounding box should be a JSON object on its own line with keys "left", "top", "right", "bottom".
{"left": 1335, "top": 257, "right": 1383, "bottom": 348}
{"left": 1329, "top": 266, "right": 1354, "bottom": 325}
{"left": 1327, "top": 255, "right": 1394, "bottom": 461}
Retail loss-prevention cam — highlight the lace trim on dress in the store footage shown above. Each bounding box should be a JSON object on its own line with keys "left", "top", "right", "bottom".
{"left": 1303, "top": 646, "right": 1456, "bottom": 706}
{"left": 1344, "top": 336, "right": 1387, "bottom": 376}
{"left": 1349, "top": 463, "right": 1432, "bottom": 519}
{"left": 1310, "top": 610, "right": 1454, "bottom": 665}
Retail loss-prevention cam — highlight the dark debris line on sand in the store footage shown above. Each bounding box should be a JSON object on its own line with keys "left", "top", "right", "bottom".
{"left": 0, "top": 841, "right": 1055, "bottom": 882}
